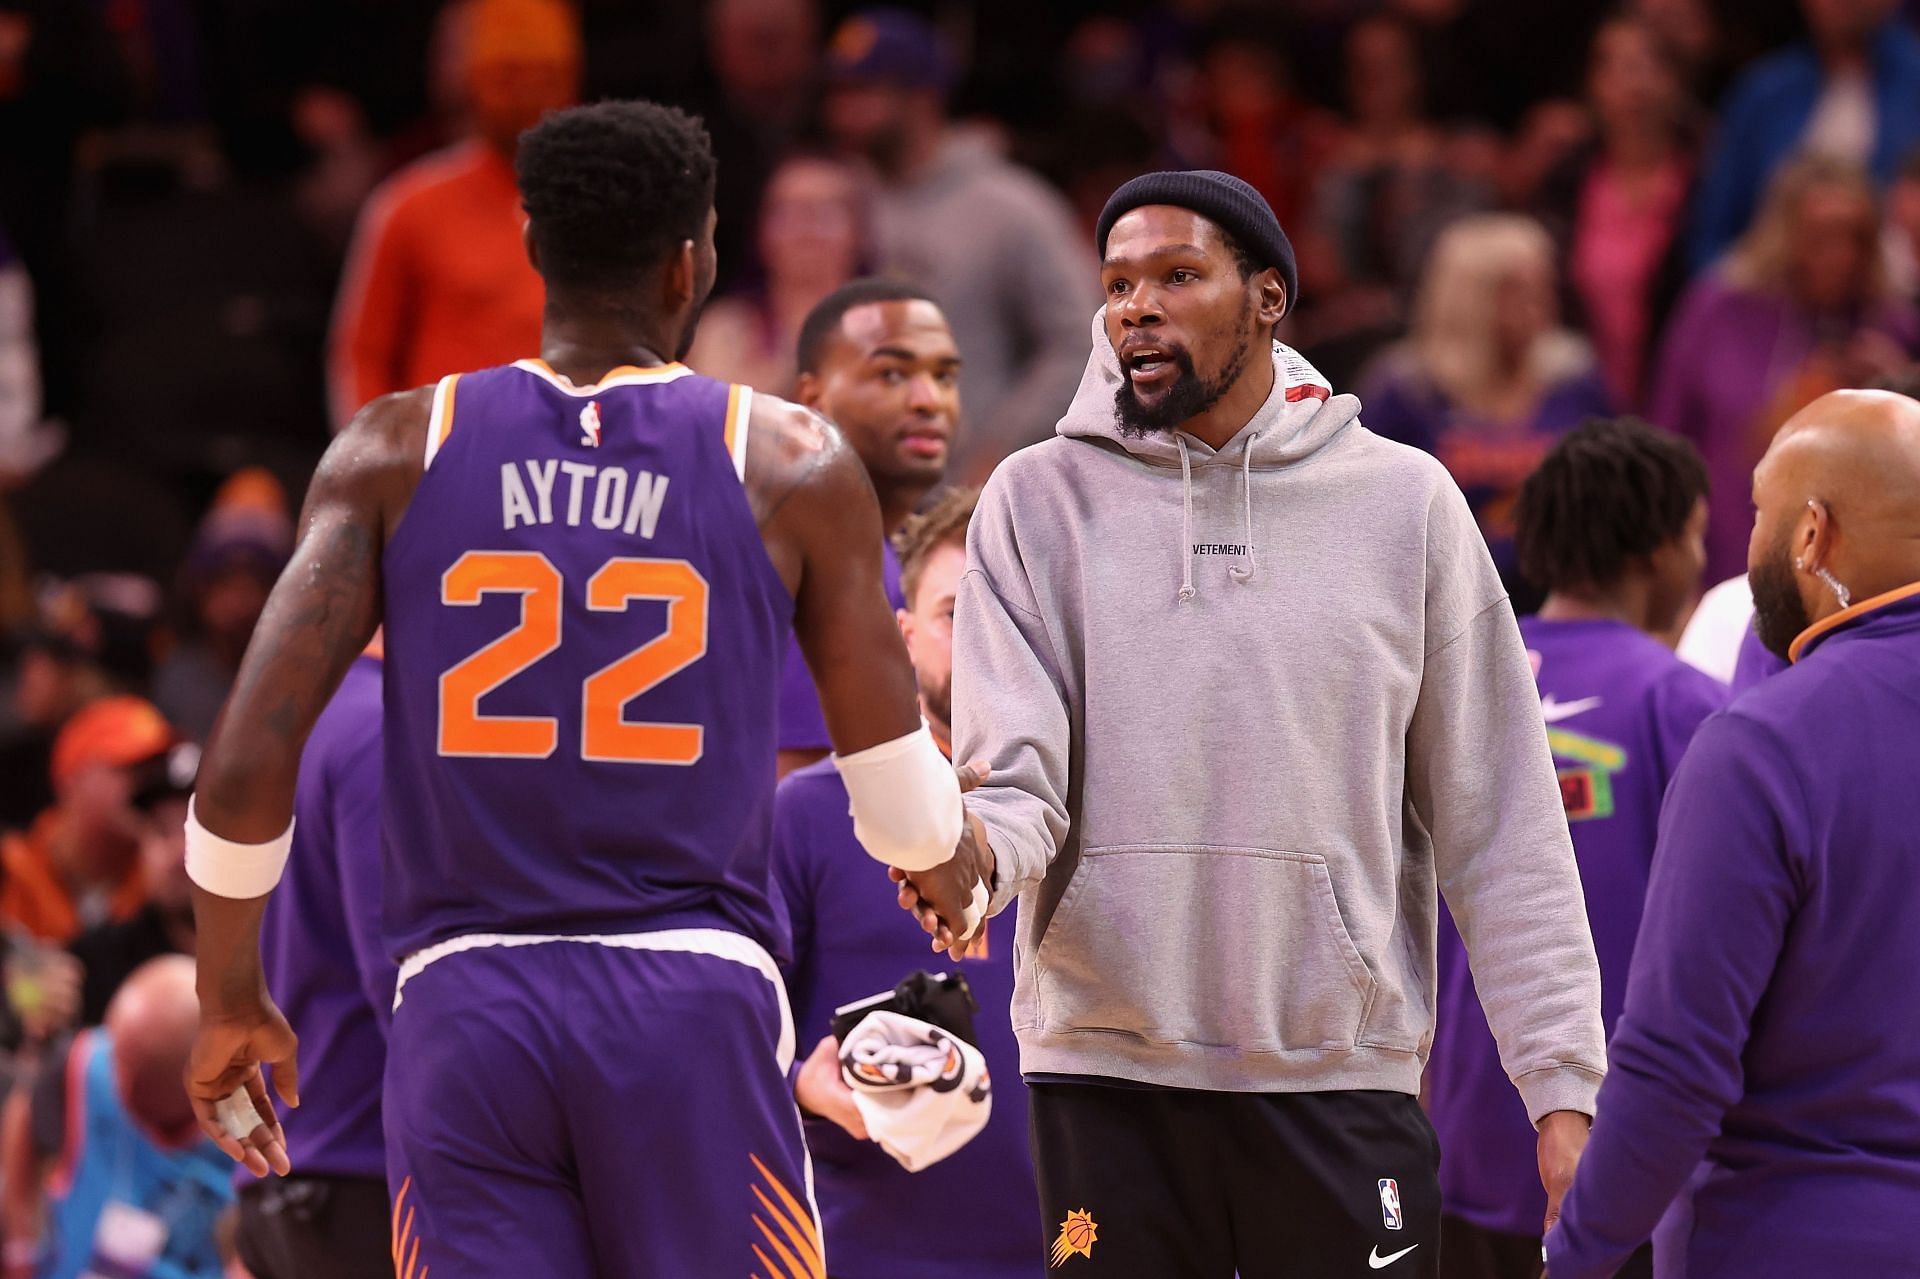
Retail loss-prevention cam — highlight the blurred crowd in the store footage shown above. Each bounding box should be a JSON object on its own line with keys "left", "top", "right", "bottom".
{"left": 5, "top": 0, "right": 1920, "bottom": 1270}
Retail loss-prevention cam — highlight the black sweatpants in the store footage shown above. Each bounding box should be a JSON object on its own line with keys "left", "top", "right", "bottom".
{"left": 235, "top": 1176, "right": 395, "bottom": 1279}
{"left": 1028, "top": 1083, "right": 1440, "bottom": 1278}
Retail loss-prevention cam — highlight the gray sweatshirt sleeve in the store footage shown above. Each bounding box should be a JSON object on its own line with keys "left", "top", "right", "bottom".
{"left": 951, "top": 476, "right": 1074, "bottom": 915}
{"left": 1408, "top": 486, "right": 1607, "bottom": 1124}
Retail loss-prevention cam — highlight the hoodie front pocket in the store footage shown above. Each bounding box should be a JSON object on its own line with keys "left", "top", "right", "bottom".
{"left": 1034, "top": 845, "right": 1376, "bottom": 1053}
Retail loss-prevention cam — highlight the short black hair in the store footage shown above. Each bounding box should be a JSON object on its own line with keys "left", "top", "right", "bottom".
{"left": 1515, "top": 417, "right": 1710, "bottom": 594}
{"left": 516, "top": 100, "right": 716, "bottom": 292}
{"left": 795, "top": 278, "right": 942, "bottom": 375}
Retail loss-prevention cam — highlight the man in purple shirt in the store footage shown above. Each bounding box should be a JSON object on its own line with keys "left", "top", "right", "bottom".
{"left": 773, "top": 487, "right": 1041, "bottom": 1278}
{"left": 1550, "top": 389, "right": 1920, "bottom": 1278}
{"left": 234, "top": 646, "right": 392, "bottom": 1279}
{"left": 1429, "top": 418, "right": 1726, "bottom": 1279}
{"left": 776, "top": 279, "right": 961, "bottom": 775}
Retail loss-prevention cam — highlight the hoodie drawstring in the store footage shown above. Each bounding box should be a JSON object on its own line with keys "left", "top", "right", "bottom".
{"left": 1175, "top": 435, "right": 1196, "bottom": 603}
{"left": 1228, "top": 429, "right": 1260, "bottom": 585}
{"left": 1176, "top": 431, "right": 1262, "bottom": 600}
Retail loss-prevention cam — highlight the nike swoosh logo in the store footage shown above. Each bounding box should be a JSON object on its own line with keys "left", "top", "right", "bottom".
{"left": 1540, "top": 694, "right": 1603, "bottom": 723}
{"left": 1369, "top": 1244, "right": 1420, "bottom": 1269}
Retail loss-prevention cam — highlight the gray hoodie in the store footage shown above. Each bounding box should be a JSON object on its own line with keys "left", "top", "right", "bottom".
{"left": 953, "top": 316, "right": 1606, "bottom": 1122}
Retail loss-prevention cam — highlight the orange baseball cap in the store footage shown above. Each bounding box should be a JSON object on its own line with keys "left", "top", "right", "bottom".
{"left": 51, "top": 696, "right": 176, "bottom": 790}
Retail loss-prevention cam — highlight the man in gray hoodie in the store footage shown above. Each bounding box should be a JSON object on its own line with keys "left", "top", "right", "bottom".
{"left": 897, "top": 171, "right": 1606, "bottom": 1278}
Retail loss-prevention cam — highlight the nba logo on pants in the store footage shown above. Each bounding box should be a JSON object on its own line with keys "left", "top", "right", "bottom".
{"left": 1378, "top": 1179, "right": 1403, "bottom": 1230}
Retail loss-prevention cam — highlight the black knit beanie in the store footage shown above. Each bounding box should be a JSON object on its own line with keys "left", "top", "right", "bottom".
{"left": 1095, "top": 169, "right": 1298, "bottom": 316}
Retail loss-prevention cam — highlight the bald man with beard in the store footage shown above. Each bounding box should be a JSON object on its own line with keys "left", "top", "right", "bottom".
{"left": 1547, "top": 389, "right": 1920, "bottom": 1279}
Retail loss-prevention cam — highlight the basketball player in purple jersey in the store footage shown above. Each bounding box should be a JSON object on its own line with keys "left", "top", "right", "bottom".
{"left": 1427, "top": 419, "right": 1725, "bottom": 1279}
{"left": 776, "top": 279, "right": 961, "bottom": 776}
{"left": 177, "top": 101, "right": 966, "bottom": 1277}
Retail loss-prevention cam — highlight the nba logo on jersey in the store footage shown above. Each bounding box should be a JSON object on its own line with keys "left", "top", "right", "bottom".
{"left": 579, "top": 400, "right": 602, "bottom": 447}
{"left": 1378, "top": 1179, "right": 1403, "bottom": 1230}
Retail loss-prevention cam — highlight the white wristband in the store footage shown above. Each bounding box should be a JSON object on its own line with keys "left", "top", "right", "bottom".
{"left": 185, "top": 798, "right": 294, "bottom": 899}
{"left": 833, "top": 724, "right": 963, "bottom": 872}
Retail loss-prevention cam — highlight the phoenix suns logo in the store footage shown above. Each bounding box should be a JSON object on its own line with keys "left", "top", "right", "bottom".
{"left": 1050, "top": 1209, "right": 1098, "bottom": 1267}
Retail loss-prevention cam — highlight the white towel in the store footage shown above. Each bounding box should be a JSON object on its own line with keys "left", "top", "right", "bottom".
{"left": 839, "top": 1010, "right": 993, "bottom": 1172}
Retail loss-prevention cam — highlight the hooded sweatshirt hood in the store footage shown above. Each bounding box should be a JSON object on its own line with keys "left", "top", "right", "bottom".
{"left": 1058, "top": 308, "right": 1364, "bottom": 599}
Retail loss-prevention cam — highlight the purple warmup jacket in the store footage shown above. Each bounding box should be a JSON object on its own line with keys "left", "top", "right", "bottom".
{"left": 1549, "top": 585, "right": 1920, "bottom": 1278}
{"left": 1428, "top": 618, "right": 1723, "bottom": 1238}
{"left": 254, "top": 653, "right": 391, "bottom": 1182}
{"left": 772, "top": 760, "right": 1041, "bottom": 1279}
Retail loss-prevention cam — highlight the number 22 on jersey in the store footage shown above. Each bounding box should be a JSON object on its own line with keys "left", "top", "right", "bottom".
{"left": 436, "top": 550, "right": 710, "bottom": 765}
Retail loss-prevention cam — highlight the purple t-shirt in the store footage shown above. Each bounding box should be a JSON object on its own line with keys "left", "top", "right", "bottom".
{"left": 771, "top": 760, "right": 1041, "bottom": 1279}
{"left": 251, "top": 653, "right": 391, "bottom": 1183}
{"left": 1550, "top": 589, "right": 1920, "bottom": 1278}
{"left": 1428, "top": 618, "right": 1724, "bottom": 1238}
{"left": 776, "top": 540, "right": 906, "bottom": 753}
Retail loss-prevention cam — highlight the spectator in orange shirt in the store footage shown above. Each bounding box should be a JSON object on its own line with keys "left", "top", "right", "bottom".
{"left": 0, "top": 697, "right": 171, "bottom": 945}
{"left": 326, "top": 0, "right": 582, "bottom": 429}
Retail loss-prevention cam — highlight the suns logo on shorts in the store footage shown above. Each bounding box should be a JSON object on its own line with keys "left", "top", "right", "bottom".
{"left": 749, "top": 1152, "right": 824, "bottom": 1279}
{"left": 1050, "top": 1209, "right": 1098, "bottom": 1267}
{"left": 390, "top": 1176, "right": 430, "bottom": 1279}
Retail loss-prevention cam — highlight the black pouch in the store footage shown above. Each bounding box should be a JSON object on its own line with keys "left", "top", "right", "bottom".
{"left": 830, "top": 969, "right": 980, "bottom": 1048}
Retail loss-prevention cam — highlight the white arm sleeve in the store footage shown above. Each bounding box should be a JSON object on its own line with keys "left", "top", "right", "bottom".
{"left": 833, "top": 725, "right": 963, "bottom": 873}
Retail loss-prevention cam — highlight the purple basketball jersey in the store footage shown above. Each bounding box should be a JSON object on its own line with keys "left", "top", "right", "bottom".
{"left": 1428, "top": 616, "right": 1725, "bottom": 1238}
{"left": 379, "top": 360, "right": 793, "bottom": 962}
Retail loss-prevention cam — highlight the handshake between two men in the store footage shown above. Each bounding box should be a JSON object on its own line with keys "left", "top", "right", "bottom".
{"left": 889, "top": 760, "right": 996, "bottom": 959}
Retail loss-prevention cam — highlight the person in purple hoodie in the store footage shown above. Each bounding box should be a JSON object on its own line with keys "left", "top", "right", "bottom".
{"left": 773, "top": 486, "right": 1040, "bottom": 1278}
{"left": 233, "top": 642, "right": 392, "bottom": 1279}
{"left": 775, "top": 279, "right": 962, "bottom": 776}
{"left": 1428, "top": 418, "right": 1726, "bottom": 1279}
{"left": 1549, "top": 388, "right": 1920, "bottom": 1279}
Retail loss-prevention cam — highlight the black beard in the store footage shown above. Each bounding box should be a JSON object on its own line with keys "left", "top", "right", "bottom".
{"left": 1112, "top": 326, "right": 1257, "bottom": 438}
{"left": 1749, "top": 531, "right": 1813, "bottom": 661}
